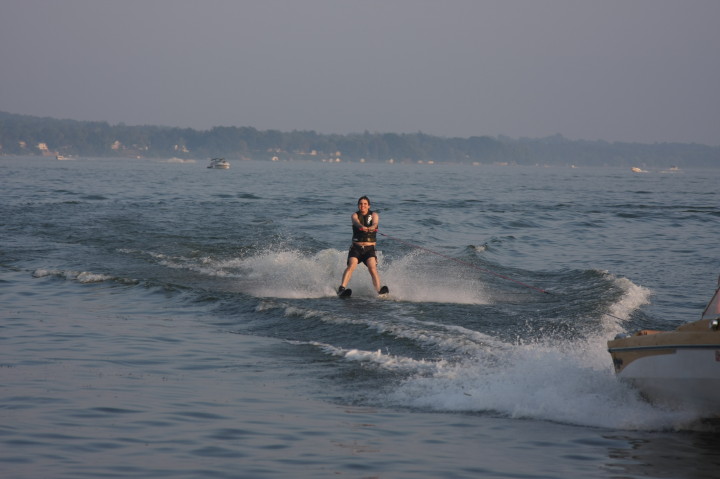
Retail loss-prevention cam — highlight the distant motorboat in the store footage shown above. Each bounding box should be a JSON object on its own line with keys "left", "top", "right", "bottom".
{"left": 56, "top": 154, "right": 72, "bottom": 160}
{"left": 631, "top": 167, "right": 648, "bottom": 173}
{"left": 207, "top": 158, "right": 230, "bottom": 169}
{"left": 607, "top": 277, "right": 720, "bottom": 416}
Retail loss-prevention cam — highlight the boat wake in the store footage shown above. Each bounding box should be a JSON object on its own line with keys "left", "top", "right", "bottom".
{"left": 381, "top": 339, "right": 701, "bottom": 430}
{"left": 33, "top": 245, "right": 703, "bottom": 430}
{"left": 255, "top": 264, "right": 700, "bottom": 431}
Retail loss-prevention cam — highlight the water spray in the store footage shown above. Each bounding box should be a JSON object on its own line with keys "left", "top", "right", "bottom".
{"left": 377, "top": 231, "right": 551, "bottom": 295}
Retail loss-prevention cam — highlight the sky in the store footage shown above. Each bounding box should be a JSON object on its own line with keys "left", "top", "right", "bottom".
{"left": 1, "top": 0, "right": 719, "bottom": 145}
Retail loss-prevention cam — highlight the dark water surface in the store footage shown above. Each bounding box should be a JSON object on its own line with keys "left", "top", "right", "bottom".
{"left": 2, "top": 157, "right": 719, "bottom": 478}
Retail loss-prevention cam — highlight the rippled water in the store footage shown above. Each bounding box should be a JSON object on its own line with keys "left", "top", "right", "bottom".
{"left": 1, "top": 157, "right": 719, "bottom": 478}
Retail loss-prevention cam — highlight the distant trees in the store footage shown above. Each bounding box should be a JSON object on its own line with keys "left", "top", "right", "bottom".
{"left": 0, "top": 110, "right": 718, "bottom": 167}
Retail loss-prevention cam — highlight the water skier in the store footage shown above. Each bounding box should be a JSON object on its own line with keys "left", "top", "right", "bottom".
{"left": 337, "top": 196, "right": 389, "bottom": 297}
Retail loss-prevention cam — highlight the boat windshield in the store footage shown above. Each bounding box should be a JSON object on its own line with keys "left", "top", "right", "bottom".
{"left": 701, "top": 286, "right": 720, "bottom": 321}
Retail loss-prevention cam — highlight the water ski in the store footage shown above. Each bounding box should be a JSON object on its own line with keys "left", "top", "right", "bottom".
{"left": 337, "top": 287, "right": 352, "bottom": 298}
{"left": 378, "top": 286, "right": 389, "bottom": 295}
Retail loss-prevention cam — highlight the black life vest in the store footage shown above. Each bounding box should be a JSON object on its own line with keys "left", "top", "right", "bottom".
{"left": 352, "top": 210, "right": 376, "bottom": 243}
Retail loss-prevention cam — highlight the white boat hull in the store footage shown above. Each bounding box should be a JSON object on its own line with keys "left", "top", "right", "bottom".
{"left": 608, "top": 318, "right": 720, "bottom": 415}
{"left": 616, "top": 348, "right": 720, "bottom": 411}
{"left": 207, "top": 158, "right": 230, "bottom": 169}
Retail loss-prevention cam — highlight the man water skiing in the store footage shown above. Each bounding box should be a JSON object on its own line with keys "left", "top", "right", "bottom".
{"left": 337, "top": 196, "right": 389, "bottom": 297}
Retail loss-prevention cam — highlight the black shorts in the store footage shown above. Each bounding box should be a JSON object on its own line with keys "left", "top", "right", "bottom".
{"left": 347, "top": 244, "right": 377, "bottom": 265}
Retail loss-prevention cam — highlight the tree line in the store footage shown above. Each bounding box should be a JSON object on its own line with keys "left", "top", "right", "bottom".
{"left": 1, "top": 111, "right": 717, "bottom": 167}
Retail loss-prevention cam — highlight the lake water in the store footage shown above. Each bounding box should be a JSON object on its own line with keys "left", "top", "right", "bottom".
{"left": 2, "top": 157, "right": 719, "bottom": 478}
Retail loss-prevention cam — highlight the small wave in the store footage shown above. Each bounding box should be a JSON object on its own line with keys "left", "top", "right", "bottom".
{"left": 599, "top": 272, "right": 652, "bottom": 333}
{"left": 161, "top": 157, "right": 197, "bottom": 164}
{"left": 32, "top": 268, "right": 135, "bottom": 284}
{"left": 290, "top": 340, "right": 445, "bottom": 374}
{"left": 507, "top": 218, "right": 542, "bottom": 228}
{"left": 467, "top": 244, "right": 488, "bottom": 253}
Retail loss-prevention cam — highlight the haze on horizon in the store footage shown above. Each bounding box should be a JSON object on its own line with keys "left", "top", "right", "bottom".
{"left": 1, "top": 0, "right": 718, "bottom": 146}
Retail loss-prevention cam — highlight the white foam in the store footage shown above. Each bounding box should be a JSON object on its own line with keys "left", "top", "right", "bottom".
{"left": 75, "top": 271, "right": 114, "bottom": 283}
{"left": 383, "top": 336, "right": 700, "bottom": 430}
{"left": 292, "top": 341, "right": 445, "bottom": 374}
{"left": 598, "top": 272, "right": 652, "bottom": 336}
{"left": 381, "top": 250, "right": 491, "bottom": 304}
{"left": 156, "top": 246, "right": 493, "bottom": 303}
{"left": 32, "top": 268, "right": 113, "bottom": 283}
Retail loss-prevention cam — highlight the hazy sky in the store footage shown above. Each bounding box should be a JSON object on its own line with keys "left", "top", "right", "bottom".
{"left": 2, "top": 0, "right": 718, "bottom": 145}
